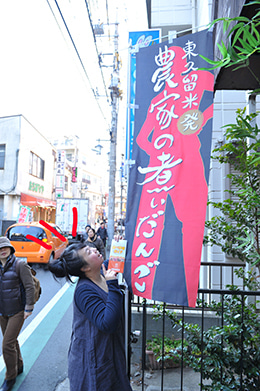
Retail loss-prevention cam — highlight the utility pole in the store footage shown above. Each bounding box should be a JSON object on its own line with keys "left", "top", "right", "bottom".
{"left": 107, "top": 22, "right": 120, "bottom": 252}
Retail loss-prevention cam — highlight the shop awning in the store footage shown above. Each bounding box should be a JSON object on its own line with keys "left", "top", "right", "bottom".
{"left": 20, "top": 193, "right": 56, "bottom": 208}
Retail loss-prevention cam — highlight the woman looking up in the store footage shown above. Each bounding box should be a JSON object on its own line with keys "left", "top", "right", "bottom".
{"left": 48, "top": 243, "right": 132, "bottom": 391}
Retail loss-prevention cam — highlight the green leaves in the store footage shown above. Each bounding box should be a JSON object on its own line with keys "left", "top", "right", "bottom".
{"left": 155, "top": 291, "right": 260, "bottom": 390}
{"left": 198, "top": 106, "right": 260, "bottom": 388}
{"left": 200, "top": 9, "right": 260, "bottom": 93}
{"left": 205, "top": 109, "right": 260, "bottom": 268}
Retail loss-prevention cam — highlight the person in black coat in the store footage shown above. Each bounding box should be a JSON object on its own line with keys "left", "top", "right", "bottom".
{"left": 81, "top": 225, "right": 91, "bottom": 243}
{"left": 97, "top": 222, "right": 108, "bottom": 247}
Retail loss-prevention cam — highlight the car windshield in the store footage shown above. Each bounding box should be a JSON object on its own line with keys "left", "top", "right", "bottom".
{"left": 7, "top": 226, "right": 47, "bottom": 242}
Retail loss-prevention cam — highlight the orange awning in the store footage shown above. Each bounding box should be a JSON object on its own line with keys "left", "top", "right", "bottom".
{"left": 20, "top": 193, "right": 56, "bottom": 208}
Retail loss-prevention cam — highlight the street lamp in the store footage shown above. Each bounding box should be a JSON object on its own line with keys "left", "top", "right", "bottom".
{"left": 92, "top": 138, "right": 110, "bottom": 155}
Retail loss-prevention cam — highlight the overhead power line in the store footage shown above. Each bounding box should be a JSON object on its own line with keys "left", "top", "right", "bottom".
{"left": 46, "top": 0, "right": 109, "bottom": 123}
{"left": 83, "top": 0, "right": 109, "bottom": 103}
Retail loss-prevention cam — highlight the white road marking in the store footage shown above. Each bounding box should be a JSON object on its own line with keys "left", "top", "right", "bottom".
{"left": 0, "top": 278, "right": 76, "bottom": 372}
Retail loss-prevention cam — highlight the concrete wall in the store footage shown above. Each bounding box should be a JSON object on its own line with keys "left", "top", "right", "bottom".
{"left": 0, "top": 116, "right": 21, "bottom": 193}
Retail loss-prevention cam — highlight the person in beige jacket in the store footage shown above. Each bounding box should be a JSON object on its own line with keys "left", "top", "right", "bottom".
{"left": 0, "top": 237, "right": 35, "bottom": 391}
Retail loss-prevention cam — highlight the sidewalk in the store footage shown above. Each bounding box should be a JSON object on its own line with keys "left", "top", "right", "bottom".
{"left": 55, "top": 364, "right": 202, "bottom": 391}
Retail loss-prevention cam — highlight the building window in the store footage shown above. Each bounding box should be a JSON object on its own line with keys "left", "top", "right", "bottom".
{"left": 29, "top": 151, "right": 45, "bottom": 179}
{"left": 0, "top": 144, "right": 5, "bottom": 169}
{"left": 66, "top": 153, "right": 73, "bottom": 162}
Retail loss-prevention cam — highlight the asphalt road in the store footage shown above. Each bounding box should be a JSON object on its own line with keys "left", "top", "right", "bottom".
{"left": 0, "top": 264, "right": 74, "bottom": 391}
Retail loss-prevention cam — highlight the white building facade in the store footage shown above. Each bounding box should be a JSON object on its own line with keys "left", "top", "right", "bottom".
{"left": 0, "top": 115, "right": 56, "bottom": 234}
{"left": 50, "top": 136, "right": 107, "bottom": 227}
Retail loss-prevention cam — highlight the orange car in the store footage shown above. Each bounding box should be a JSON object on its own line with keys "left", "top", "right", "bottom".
{"left": 5, "top": 222, "right": 68, "bottom": 265}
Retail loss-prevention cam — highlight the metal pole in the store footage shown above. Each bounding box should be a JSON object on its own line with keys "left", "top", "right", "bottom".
{"left": 107, "top": 22, "right": 120, "bottom": 252}
{"left": 141, "top": 299, "right": 147, "bottom": 391}
{"left": 120, "top": 158, "right": 124, "bottom": 236}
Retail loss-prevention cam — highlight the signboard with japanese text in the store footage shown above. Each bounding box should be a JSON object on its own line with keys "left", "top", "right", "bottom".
{"left": 108, "top": 239, "right": 127, "bottom": 273}
{"left": 126, "top": 30, "right": 161, "bottom": 163}
{"left": 125, "top": 29, "right": 214, "bottom": 307}
{"left": 56, "top": 162, "right": 65, "bottom": 176}
{"left": 56, "top": 175, "right": 64, "bottom": 188}
{"left": 17, "top": 206, "right": 31, "bottom": 223}
{"left": 56, "top": 150, "right": 65, "bottom": 199}
{"left": 55, "top": 189, "right": 64, "bottom": 199}
{"left": 72, "top": 167, "right": 77, "bottom": 183}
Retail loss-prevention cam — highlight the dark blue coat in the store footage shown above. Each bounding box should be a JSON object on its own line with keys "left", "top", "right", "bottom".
{"left": 68, "top": 277, "right": 132, "bottom": 391}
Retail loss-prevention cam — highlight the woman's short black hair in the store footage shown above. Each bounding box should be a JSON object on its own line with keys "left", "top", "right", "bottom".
{"left": 48, "top": 242, "right": 87, "bottom": 281}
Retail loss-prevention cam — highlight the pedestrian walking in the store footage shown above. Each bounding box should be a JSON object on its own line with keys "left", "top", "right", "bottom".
{"left": 0, "top": 237, "right": 35, "bottom": 391}
{"left": 81, "top": 224, "right": 91, "bottom": 242}
{"left": 85, "top": 227, "right": 106, "bottom": 260}
{"left": 97, "top": 221, "right": 108, "bottom": 259}
{"left": 97, "top": 221, "right": 108, "bottom": 247}
{"left": 48, "top": 243, "right": 132, "bottom": 391}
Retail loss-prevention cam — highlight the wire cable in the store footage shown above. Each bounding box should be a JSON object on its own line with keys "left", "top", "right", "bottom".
{"left": 46, "top": 0, "right": 109, "bottom": 124}
{"left": 83, "top": 0, "right": 110, "bottom": 103}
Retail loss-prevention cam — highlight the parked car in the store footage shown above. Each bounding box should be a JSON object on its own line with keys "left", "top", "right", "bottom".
{"left": 5, "top": 222, "right": 68, "bottom": 265}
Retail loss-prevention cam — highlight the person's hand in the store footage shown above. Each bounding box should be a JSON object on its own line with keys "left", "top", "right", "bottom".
{"left": 24, "top": 311, "right": 33, "bottom": 320}
{"left": 102, "top": 264, "right": 117, "bottom": 281}
{"left": 113, "top": 234, "right": 123, "bottom": 242}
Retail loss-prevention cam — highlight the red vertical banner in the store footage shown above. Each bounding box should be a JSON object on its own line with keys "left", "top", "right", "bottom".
{"left": 125, "top": 30, "right": 214, "bottom": 307}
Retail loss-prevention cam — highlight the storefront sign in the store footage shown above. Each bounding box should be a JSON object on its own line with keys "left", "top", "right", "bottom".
{"left": 72, "top": 167, "right": 77, "bottom": 183}
{"left": 29, "top": 181, "right": 44, "bottom": 194}
{"left": 56, "top": 150, "right": 65, "bottom": 199}
{"left": 17, "top": 205, "right": 31, "bottom": 223}
{"left": 56, "top": 189, "right": 64, "bottom": 199}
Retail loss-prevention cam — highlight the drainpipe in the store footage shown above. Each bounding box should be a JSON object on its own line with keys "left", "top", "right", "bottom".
{"left": 192, "top": 0, "right": 197, "bottom": 33}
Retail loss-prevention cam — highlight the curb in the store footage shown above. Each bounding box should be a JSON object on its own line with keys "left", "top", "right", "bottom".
{"left": 55, "top": 378, "right": 69, "bottom": 391}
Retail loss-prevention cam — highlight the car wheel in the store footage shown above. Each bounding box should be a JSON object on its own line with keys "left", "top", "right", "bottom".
{"left": 44, "top": 253, "right": 54, "bottom": 270}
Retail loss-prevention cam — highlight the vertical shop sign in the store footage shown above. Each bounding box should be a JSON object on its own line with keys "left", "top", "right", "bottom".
{"left": 125, "top": 29, "right": 214, "bottom": 307}
{"left": 126, "top": 30, "right": 161, "bottom": 163}
{"left": 17, "top": 206, "right": 31, "bottom": 223}
{"left": 56, "top": 150, "right": 65, "bottom": 199}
